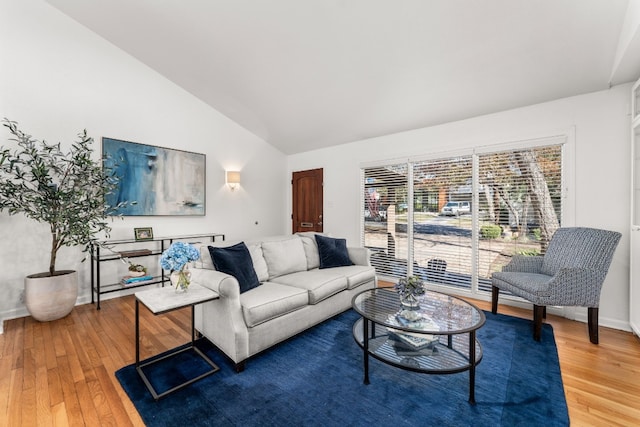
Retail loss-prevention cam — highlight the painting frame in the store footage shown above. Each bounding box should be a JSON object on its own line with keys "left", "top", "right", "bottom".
{"left": 134, "top": 227, "right": 154, "bottom": 241}
{"left": 102, "top": 137, "right": 206, "bottom": 216}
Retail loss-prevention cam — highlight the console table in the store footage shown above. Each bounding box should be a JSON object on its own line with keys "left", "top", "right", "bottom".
{"left": 90, "top": 233, "right": 224, "bottom": 309}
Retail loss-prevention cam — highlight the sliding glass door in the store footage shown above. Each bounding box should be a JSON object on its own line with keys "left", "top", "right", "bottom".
{"left": 362, "top": 139, "right": 564, "bottom": 295}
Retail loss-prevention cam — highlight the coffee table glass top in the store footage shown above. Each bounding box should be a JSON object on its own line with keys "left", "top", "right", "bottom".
{"left": 352, "top": 287, "right": 485, "bottom": 335}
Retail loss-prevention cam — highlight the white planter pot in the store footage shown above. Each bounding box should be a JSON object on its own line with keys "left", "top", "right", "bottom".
{"left": 24, "top": 270, "right": 78, "bottom": 322}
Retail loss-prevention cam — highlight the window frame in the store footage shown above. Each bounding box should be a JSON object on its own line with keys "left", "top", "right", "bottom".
{"left": 361, "top": 129, "right": 575, "bottom": 302}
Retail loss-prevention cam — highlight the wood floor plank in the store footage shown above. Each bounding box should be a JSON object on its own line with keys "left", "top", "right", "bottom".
{"left": 1, "top": 292, "right": 639, "bottom": 425}
{"left": 35, "top": 366, "right": 53, "bottom": 427}
{"left": 100, "top": 355, "right": 144, "bottom": 427}
{"left": 20, "top": 383, "right": 35, "bottom": 427}
{"left": 0, "top": 355, "right": 12, "bottom": 420}
{"left": 47, "top": 370, "right": 65, "bottom": 415}
{"left": 75, "top": 378, "right": 103, "bottom": 427}
{"left": 7, "top": 368, "right": 24, "bottom": 426}
{"left": 50, "top": 401, "right": 70, "bottom": 426}
{"left": 55, "top": 355, "right": 85, "bottom": 427}
{"left": 93, "top": 364, "right": 136, "bottom": 427}
{"left": 40, "top": 321, "right": 58, "bottom": 371}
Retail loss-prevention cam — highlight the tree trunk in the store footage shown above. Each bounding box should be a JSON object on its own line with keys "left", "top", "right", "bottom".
{"left": 484, "top": 183, "right": 496, "bottom": 223}
{"left": 515, "top": 150, "right": 559, "bottom": 250}
{"left": 50, "top": 233, "right": 58, "bottom": 275}
{"left": 519, "top": 194, "right": 531, "bottom": 238}
{"left": 496, "top": 185, "right": 520, "bottom": 232}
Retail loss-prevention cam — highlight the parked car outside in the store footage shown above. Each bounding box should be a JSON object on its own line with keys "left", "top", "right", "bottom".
{"left": 440, "top": 201, "right": 471, "bottom": 216}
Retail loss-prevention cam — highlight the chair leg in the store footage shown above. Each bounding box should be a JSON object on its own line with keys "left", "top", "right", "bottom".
{"left": 542, "top": 306, "right": 547, "bottom": 319}
{"left": 491, "top": 286, "right": 499, "bottom": 314}
{"left": 588, "top": 307, "right": 599, "bottom": 344}
{"left": 533, "top": 305, "right": 544, "bottom": 341}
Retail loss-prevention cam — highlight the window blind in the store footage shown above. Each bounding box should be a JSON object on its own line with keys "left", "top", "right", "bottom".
{"left": 411, "top": 156, "right": 474, "bottom": 289}
{"left": 362, "top": 164, "right": 408, "bottom": 277}
{"left": 362, "top": 142, "right": 563, "bottom": 295}
{"left": 476, "top": 144, "right": 562, "bottom": 291}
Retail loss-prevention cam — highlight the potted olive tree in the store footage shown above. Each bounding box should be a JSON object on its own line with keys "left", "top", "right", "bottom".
{"left": 0, "top": 119, "right": 129, "bottom": 321}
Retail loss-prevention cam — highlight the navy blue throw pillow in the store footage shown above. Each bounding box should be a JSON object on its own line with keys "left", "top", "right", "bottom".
{"left": 208, "top": 242, "right": 260, "bottom": 293}
{"left": 315, "top": 234, "right": 353, "bottom": 269}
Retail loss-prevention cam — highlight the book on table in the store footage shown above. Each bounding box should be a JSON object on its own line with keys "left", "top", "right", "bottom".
{"left": 121, "top": 275, "right": 154, "bottom": 286}
{"left": 386, "top": 313, "right": 440, "bottom": 350}
{"left": 392, "top": 340, "right": 438, "bottom": 356}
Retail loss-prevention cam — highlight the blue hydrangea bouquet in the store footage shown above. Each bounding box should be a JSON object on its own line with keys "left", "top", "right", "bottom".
{"left": 159, "top": 241, "right": 200, "bottom": 291}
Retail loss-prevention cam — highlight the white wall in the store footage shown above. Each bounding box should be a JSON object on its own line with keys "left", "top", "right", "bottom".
{"left": 0, "top": 0, "right": 633, "bottom": 334}
{"left": 288, "top": 84, "right": 632, "bottom": 331}
{"left": 0, "top": 0, "right": 287, "bottom": 327}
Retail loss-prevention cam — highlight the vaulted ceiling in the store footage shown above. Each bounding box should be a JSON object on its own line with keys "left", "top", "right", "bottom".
{"left": 45, "top": 0, "right": 640, "bottom": 154}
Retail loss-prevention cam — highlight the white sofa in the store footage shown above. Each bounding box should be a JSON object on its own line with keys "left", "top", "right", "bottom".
{"left": 191, "top": 233, "right": 377, "bottom": 371}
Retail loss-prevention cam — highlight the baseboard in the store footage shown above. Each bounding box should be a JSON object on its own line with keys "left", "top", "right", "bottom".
{"left": 0, "top": 294, "right": 93, "bottom": 334}
{"left": 571, "top": 308, "right": 633, "bottom": 332}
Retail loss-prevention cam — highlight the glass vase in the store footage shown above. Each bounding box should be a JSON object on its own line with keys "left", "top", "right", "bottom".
{"left": 170, "top": 268, "right": 191, "bottom": 293}
{"left": 400, "top": 292, "right": 420, "bottom": 309}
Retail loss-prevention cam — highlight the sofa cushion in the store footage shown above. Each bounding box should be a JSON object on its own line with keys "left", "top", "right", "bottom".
{"left": 271, "top": 270, "right": 348, "bottom": 304}
{"left": 243, "top": 242, "right": 269, "bottom": 283}
{"left": 208, "top": 242, "right": 260, "bottom": 293}
{"left": 240, "top": 282, "right": 309, "bottom": 327}
{"left": 325, "top": 265, "right": 376, "bottom": 289}
{"left": 261, "top": 236, "right": 308, "bottom": 279}
{"left": 315, "top": 235, "right": 353, "bottom": 269}
{"left": 297, "top": 232, "right": 322, "bottom": 270}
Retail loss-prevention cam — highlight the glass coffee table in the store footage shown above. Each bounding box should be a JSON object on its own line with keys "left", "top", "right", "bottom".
{"left": 352, "top": 287, "right": 485, "bottom": 403}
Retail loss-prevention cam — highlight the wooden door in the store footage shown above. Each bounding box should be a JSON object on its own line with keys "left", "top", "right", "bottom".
{"left": 292, "top": 168, "right": 323, "bottom": 233}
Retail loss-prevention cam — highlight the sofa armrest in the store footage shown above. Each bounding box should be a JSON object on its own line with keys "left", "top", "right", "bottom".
{"left": 191, "top": 267, "right": 247, "bottom": 364}
{"left": 191, "top": 268, "right": 241, "bottom": 299}
{"left": 348, "top": 247, "right": 371, "bottom": 267}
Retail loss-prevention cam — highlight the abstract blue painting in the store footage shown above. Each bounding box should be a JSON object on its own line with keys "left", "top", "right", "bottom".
{"left": 102, "top": 138, "right": 205, "bottom": 216}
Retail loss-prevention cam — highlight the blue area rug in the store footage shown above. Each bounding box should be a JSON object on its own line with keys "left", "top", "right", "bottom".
{"left": 115, "top": 310, "right": 569, "bottom": 426}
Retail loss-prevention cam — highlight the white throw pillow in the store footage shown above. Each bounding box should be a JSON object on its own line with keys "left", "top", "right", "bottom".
{"left": 297, "top": 232, "right": 321, "bottom": 270}
{"left": 248, "top": 243, "right": 269, "bottom": 282}
{"left": 261, "top": 237, "right": 307, "bottom": 279}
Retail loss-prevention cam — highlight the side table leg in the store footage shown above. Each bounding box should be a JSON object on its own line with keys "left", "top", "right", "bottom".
{"left": 363, "top": 318, "right": 370, "bottom": 385}
{"left": 135, "top": 299, "right": 140, "bottom": 367}
{"left": 468, "top": 330, "right": 476, "bottom": 404}
{"left": 191, "top": 305, "right": 195, "bottom": 344}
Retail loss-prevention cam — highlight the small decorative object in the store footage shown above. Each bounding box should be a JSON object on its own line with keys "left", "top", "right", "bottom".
{"left": 134, "top": 227, "right": 154, "bottom": 241}
{"left": 395, "top": 276, "right": 425, "bottom": 309}
{"left": 127, "top": 262, "right": 147, "bottom": 277}
{"left": 159, "top": 241, "right": 200, "bottom": 292}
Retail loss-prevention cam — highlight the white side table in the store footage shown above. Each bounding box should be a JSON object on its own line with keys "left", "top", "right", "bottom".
{"left": 135, "top": 283, "right": 220, "bottom": 400}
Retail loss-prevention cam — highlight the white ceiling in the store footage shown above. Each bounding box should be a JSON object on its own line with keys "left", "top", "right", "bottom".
{"left": 45, "top": 0, "right": 639, "bottom": 155}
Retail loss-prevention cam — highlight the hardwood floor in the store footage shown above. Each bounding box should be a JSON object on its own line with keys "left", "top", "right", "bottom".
{"left": 1, "top": 293, "right": 639, "bottom": 426}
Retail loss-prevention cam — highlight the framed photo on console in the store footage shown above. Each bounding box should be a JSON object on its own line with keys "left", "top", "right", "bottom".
{"left": 134, "top": 227, "right": 154, "bottom": 241}
{"left": 102, "top": 137, "right": 206, "bottom": 216}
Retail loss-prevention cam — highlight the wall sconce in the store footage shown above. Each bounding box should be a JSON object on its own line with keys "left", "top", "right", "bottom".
{"left": 226, "top": 171, "right": 241, "bottom": 191}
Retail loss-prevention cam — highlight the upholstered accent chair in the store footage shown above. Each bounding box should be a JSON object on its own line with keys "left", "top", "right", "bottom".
{"left": 491, "top": 227, "right": 621, "bottom": 344}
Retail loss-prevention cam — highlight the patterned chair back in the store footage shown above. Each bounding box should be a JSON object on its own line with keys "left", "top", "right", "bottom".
{"left": 541, "top": 227, "right": 621, "bottom": 277}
